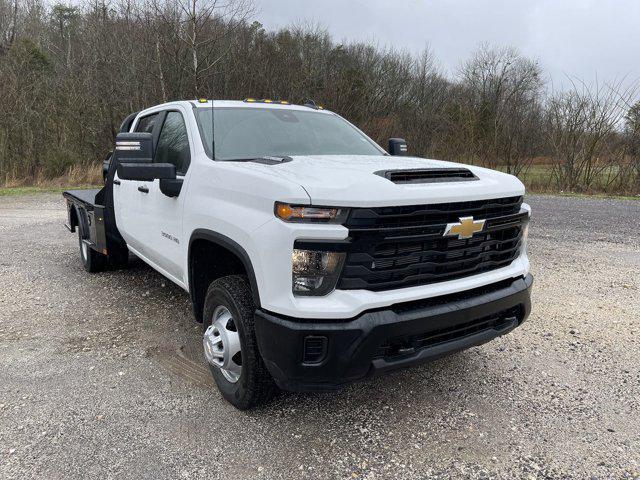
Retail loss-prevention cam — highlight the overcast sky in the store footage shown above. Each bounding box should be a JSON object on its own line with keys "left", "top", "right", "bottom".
{"left": 252, "top": 0, "right": 639, "bottom": 89}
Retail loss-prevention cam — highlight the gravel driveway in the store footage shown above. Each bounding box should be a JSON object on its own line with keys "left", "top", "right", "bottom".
{"left": 1, "top": 193, "right": 639, "bottom": 479}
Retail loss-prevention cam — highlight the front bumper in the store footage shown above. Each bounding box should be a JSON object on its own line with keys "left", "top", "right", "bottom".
{"left": 254, "top": 274, "right": 533, "bottom": 391}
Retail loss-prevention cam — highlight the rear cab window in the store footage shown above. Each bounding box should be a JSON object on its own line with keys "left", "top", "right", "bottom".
{"left": 135, "top": 113, "right": 160, "bottom": 133}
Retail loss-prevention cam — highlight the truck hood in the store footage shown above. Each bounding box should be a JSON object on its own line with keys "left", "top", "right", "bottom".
{"left": 249, "top": 155, "right": 525, "bottom": 207}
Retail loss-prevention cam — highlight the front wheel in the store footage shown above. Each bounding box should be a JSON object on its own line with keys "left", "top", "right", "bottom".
{"left": 202, "top": 275, "right": 276, "bottom": 410}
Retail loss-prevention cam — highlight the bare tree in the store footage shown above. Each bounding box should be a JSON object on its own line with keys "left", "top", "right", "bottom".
{"left": 0, "top": 0, "right": 639, "bottom": 195}
{"left": 623, "top": 101, "right": 640, "bottom": 191}
{"left": 547, "top": 79, "right": 636, "bottom": 192}
{"left": 458, "top": 44, "right": 545, "bottom": 174}
{"left": 151, "top": 0, "right": 253, "bottom": 95}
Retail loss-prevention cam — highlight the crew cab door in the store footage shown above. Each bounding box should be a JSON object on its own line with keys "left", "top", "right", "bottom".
{"left": 113, "top": 111, "right": 161, "bottom": 257}
{"left": 113, "top": 108, "right": 192, "bottom": 287}
{"left": 140, "top": 109, "right": 192, "bottom": 284}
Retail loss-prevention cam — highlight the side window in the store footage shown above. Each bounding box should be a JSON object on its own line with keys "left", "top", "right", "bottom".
{"left": 155, "top": 111, "right": 191, "bottom": 175}
{"left": 134, "top": 113, "right": 160, "bottom": 133}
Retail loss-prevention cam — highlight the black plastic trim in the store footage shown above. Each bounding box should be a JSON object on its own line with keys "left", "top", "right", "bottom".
{"left": 188, "top": 229, "right": 262, "bottom": 316}
{"left": 160, "top": 178, "right": 183, "bottom": 197}
{"left": 375, "top": 168, "right": 478, "bottom": 184}
{"left": 254, "top": 274, "right": 533, "bottom": 392}
{"left": 118, "top": 162, "right": 176, "bottom": 182}
{"left": 120, "top": 111, "right": 140, "bottom": 133}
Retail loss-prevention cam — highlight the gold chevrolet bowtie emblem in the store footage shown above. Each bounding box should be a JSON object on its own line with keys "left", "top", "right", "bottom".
{"left": 444, "top": 216, "right": 486, "bottom": 239}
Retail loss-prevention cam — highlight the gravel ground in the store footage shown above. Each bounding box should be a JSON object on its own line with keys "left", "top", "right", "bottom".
{"left": 0, "top": 193, "right": 639, "bottom": 479}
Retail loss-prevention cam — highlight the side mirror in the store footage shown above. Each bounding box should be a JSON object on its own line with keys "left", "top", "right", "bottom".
{"left": 114, "top": 132, "right": 154, "bottom": 164}
{"left": 114, "top": 131, "right": 177, "bottom": 182}
{"left": 388, "top": 138, "right": 408, "bottom": 156}
{"left": 117, "top": 162, "right": 176, "bottom": 182}
{"left": 102, "top": 151, "right": 113, "bottom": 182}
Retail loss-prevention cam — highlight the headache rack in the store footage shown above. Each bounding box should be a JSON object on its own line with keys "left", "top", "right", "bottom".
{"left": 337, "top": 196, "right": 527, "bottom": 291}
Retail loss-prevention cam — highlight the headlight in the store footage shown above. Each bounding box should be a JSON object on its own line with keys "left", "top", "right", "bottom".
{"left": 275, "top": 202, "right": 348, "bottom": 223}
{"left": 292, "top": 249, "right": 345, "bottom": 296}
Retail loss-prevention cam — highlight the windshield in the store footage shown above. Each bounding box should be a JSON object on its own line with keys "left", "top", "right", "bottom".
{"left": 195, "top": 107, "right": 384, "bottom": 160}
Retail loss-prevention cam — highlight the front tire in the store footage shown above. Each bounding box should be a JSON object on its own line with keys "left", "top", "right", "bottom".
{"left": 202, "top": 275, "right": 276, "bottom": 410}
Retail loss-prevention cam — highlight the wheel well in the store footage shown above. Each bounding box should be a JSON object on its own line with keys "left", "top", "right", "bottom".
{"left": 189, "top": 238, "right": 257, "bottom": 322}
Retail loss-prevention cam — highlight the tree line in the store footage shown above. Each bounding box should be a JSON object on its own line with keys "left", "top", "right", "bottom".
{"left": 1, "top": 0, "right": 639, "bottom": 194}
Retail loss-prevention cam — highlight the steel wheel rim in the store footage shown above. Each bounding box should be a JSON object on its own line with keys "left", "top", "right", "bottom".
{"left": 203, "top": 305, "right": 242, "bottom": 383}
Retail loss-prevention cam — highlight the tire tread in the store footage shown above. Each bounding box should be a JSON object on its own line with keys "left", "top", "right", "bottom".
{"left": 204, "top": 275, "right": 276, "bottom": 409}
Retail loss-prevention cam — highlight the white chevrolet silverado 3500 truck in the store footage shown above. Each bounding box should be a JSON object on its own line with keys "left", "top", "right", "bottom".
{"left": 63, "top": 99, "right": 533, "bottom": 409}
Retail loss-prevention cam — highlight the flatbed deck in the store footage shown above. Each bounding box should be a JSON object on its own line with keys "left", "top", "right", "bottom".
{"left": 63, "top": 188, "right": 101, "bottom": 206}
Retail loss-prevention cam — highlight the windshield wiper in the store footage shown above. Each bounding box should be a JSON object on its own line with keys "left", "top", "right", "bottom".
{"left": 223, "top": 156, "right": 293, "bottom": 164}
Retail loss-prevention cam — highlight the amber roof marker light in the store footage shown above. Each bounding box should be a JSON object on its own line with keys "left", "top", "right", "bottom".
{"left": 243, "top": 98, "right": 291, "bottom": 105}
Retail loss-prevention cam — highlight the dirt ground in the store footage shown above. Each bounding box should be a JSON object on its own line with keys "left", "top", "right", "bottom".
{"left": 1, "top": 193, "right": 639, "bottom": 479}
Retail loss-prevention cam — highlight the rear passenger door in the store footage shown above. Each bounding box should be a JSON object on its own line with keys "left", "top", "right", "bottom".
{"left": 138, "top": 109, "right": 193, "bottom": 285}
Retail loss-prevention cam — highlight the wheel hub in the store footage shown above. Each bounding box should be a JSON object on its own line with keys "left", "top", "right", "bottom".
{"left": 203, "top": 306, "right": 242, "bottom": 383}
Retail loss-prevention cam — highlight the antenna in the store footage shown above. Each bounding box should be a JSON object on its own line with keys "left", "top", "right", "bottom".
{"left": 303, "top": 99, "right": 324, "bottom": 110}
{"left": 198, "top": 97, "right": 215, "bottom": 159}
{"left": 211, "top": 97, "right": 215, "bottom": 160}
{"left": 211, "top": 67, "right": 216, "bottom": 159}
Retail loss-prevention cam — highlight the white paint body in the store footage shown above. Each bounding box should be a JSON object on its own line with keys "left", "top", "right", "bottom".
{"left": 113, "top": 101, "right": 530, "bottom": 319}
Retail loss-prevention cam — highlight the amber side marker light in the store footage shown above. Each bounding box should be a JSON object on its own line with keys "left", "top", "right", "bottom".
{"left": 274, "top": 202, "right": 347, "bottom": 223}
{"left": 276, "top": 203, "right": 294, "bottom": 220}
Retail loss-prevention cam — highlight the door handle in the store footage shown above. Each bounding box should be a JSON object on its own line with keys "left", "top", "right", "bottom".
{"left": 138, "top": 186, "right": 149, "bottom": 193}
{"left": 113, "top": 179, "right": 121, "bottom": 185}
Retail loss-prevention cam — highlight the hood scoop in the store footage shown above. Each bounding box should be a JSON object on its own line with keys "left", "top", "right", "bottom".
{"left": 376, "top": 168, "right": 478, "bottom": 184}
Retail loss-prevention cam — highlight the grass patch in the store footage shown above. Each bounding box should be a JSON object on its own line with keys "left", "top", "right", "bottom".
{"left": 533, "top": 191, "right": 640, "bottom": 201}
{"left": 0, "top": 185, "right": 101, "bottom": 196}
{"left": 494, "top": 164, "right": 639, "bottom": 198}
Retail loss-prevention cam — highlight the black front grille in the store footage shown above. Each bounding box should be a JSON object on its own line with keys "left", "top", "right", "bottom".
{"left": 376, "top": 306, "right": 522, "bottom": 359}
{"left": 337, "top": 196, "right": 526, "bottom": 291}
